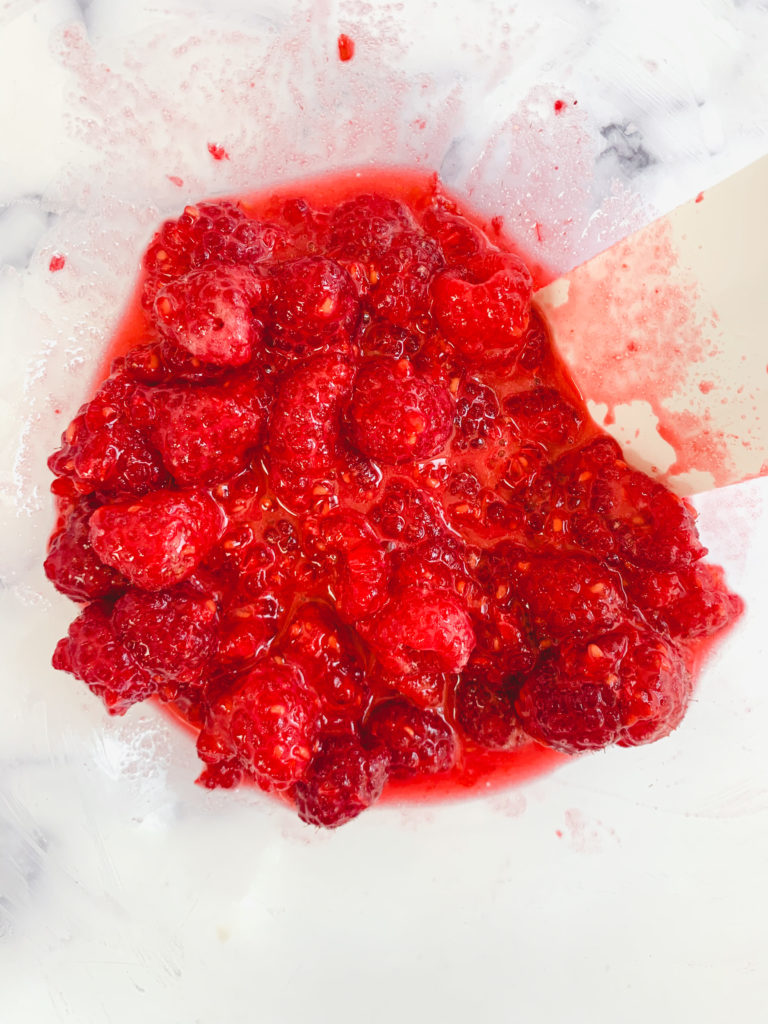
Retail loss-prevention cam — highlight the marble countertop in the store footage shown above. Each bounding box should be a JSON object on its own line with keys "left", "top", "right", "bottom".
{"left": 2, "top": 1, "right": 768, "bottom": 1022}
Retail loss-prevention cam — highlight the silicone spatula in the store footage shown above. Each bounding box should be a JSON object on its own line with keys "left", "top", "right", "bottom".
{"left": 535, "top": 155, "right": 768, "bottom": 495}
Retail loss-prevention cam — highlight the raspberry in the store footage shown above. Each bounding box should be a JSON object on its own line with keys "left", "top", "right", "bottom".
{"left": 504, "top": 386, "right": 583, "bottom": 449}
{"left": 615, "top": 472, "right": 705, "bottom": 570}
{"left": 328, "top": 193, "right": 414, "bottom": 259}
{"left": 514, "top": 554, "right": 627, "bottom": 644}
{"left": 89, "top": 488, "right": 226, "bottom": 590}
{"left": 279, "top": 602, "right": 369, "bottom": 724}
{"left": 370, "top": 231, "right": 444, "bottom": 325}
{"left": 431, "top": 250, "right": 533, "bottom": 360}
{"left": 153, "top": 265, "right": 269, "bottom": 367}
{"left": 454, "top": 676, "right": 525, "bottom": 750}
{"left": 623, "top": 562, "right": 743, "bottom": 640}
{"left": 141, "top": 375, "right": 271, "bottom": 485}
{"left": 112, "top": 587, "right": 220, "bottom": 688}
{"left": 336, "top": 540, "right": 391, "bottom": 622}
{"left": 52, "top": 603, "right": 157, "bottom": 715}
{"left": 469, "top": 602, "right": 537, "bottom": 684}
{"left": 374, "top": 668, "right": 447, "bottom": 708}
{"left": 363, "top": 699, "right": 457, "bottom": 777}
{"left": 369, "top": 479, "right": 445, "bottom": 544}
{"left": 454, "top": 378, "right": 502, "bottom": 450}
{"left": 142, "top": 201, "right": 281, "bottom": 305}
{"left": 44, "top": 497, "right": 125, "bottom": 600}
{"left": 196, "top": 659, "right": 321, "bottom": 791}
{"left": 367, "top": 584, "right": 475, "bottom": 675}
{"left": 348, "top": 358, "right": 453, "bottom": 465}
{"left": 360, "top": 321, "right": 421, "bottom": 360}
{"left": 268, "top": 353, "right": 355, "bottom": 504}
{"left": 421, "top": 205, "right": 485, "bottom": 262}
{"left": 48, "top": 374, "right": 166, "bottom": 500}
{"left": 293, "top": 736, "right": 390, "bottom": 827}
{"left": 515, "top": 627, "right": 691, "bottom": 752}
{"left": 269, "top": 256, "right": 360, "bottom": 351}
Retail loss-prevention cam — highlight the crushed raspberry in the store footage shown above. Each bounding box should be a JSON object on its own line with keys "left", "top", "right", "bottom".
{"left": 454, "top": 675, "right": 525, "bottom": 750}
{"left": 269, "top": 256, "right": 360, "bottom": 351}
{"left": 44, "top": 497, "right": 125, "bottom": 600}
{"left": 431, "top": 250, "right": 533, "bottom": 361}
{"left": 112, "top": 587, "right": 220, "bottom": 688}
{"left": 52, "top": 603, "right": 158, "bottom": 715}
{"left": 348, "top": 358, "right": 453, "bottom": 464}
{"left": 515, "top": 627, "right": 692, "bottom": 752}
{"left": 142, "top": 201, "right": 281, "bottom": 306}
{"left": 364, "top": 699, "right": 457, "bottom": 777}
{"left": 367, "top": 585, "right": 476, "bottom": 675}
{"left": 197, "top": 658, "right": 320, "bottom": 791}
{"left": 153, "top": 265, "right": 269, "bottom": 367}
{"left": 140, "top": 375, "right": 272, "bottom": 485}
{"left": 47, "top": 175, "right": 741, "bottom": 828}
{"left": 89, "top": 488, "right": 226, "bottom": 590}
{"left": 294, "top": 737, "right": 389, "bottom": 829}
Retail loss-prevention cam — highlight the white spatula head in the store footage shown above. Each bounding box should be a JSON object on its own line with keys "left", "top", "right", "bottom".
{"left": 535, "top": 155, "right": 768, "bottom": 495}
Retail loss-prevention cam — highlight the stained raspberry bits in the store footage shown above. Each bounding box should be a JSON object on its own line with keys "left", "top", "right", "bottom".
{"left": 46, "top": 174, "right": 741, "bottom": 829}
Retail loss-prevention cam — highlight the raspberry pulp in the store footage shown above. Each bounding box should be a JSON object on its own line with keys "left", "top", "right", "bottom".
{"left": 46, "top": 176, "right": 742, "bottom": 828}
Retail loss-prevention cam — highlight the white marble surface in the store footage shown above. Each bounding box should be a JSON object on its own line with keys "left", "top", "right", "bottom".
{"left": 2, "top": 1, "right": 768, "bottom": 1021}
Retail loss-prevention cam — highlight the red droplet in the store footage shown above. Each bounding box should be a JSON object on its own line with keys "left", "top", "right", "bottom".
{"left": 491, "top": 215, "right": 504, "bottom": 235}
{"left": 695, "top": 191, "right": 704, "bottom": 203}
{"left": 554, "top": 99, "right": 566, "bottom": 113}
{"left": 207, "top": 143, "right": 230, "bottom": 162}
{"left": 337, "top": 33, "right": 355, "bottom": 61}
{"left": 49, "top": 254, "right": 66, "bottom": 272}
{"left": 534, "top": 222, "right": 544, "bottom": 243}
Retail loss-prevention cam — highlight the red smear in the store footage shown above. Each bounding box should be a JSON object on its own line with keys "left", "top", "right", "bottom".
{"left": 491, "top": 215, "right": 504, "bottom": 235}
{"left": 695, "top": 192, "right": 704, "bottom": 203}
{"left": 541, "top": 217, "right": 745, "bottom": 488}
{"left": 49, "top": 254, "right": 66, "bottom": 272}
{"left": 699, "top": 380, "right": 714, "bottom": 394}
{"left": 167, "top": 175, "right": 184, "bottom": 187}
{"left": 207, "top": 143, "right": 230, "bottom": 161}
{"left": 534, "top": 222, "right": 544, "bottom": 243}
{"left": 337, "top": 33, "right": 355, "bottom": 61}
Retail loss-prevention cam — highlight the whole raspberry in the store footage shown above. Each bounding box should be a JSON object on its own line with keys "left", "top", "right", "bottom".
{"left": 141, "top": 375, "right": 272, "bottom": 485}
{"left": 89, "top": 487, "right": 226, "bottom": 590}
{"left": 112, "top": 587, "right": 220, "bottom": 688}
{"left": 48, "top": 373, "right": 166, "bottom": 500}
{"left": 348, "top": 358, "right": 453, "bottom": 465}
{"left": 52, "top": 603, "right": 157, "bottom": 715}
{"left": 454, "top": 377, "right": 502, "bottom": 451}
{"left": 363, "top": 699, "right": 457, "bottom": 777}
{"left": 515, "top": 627, "right": 691, "bottom": 752}
{"left": 153, "top": 265, "right": 269, "bottom": 367}
{"left": 623, "top": 563, "right": 743, "bottom": 640}
{"left": 142, "top": 201, "right": 281, "bottom": 305}
{"left": 44, "top": 497, "right": 125, "bottom": 600}
{"left": 431, "top": 250, "right": 533, "bottom": 360}
{"left": 196, "top": 659, "right": 321, "bottom": 791}
{"left": 269, "top": 256, "right": 360, "bottom": 351}
{"left": 268, "top": 353, "right": 355, "bottom": 505}
{"left": 515, "top": 554, "right": 627, "bottom": 644}
{"left": 369, "top": 479, "right": 445, "bottom": 544}
{"left": 614, "top": 471, "right": 706, "bottom": 570}
{"left": 421, "top": 205, "right": 485, "bottom": 262}
{"left": 279, "top": 602, "right": 369, "bottom": 723}
{"left": 504, "top": 386, "right": 584, "bottom": 449}
{"left": 454, "top": 675, "right": 525, "bottom": 750}
{"left": 370, "top": 230, "right": 444, "bottom": 325}
{"left": 293, "top": 736, "right": 390, "bottom": 828}
{"left": 367, "top": 584, "right": 475, "bottom": 675}
{"left": 328, "top": 193, "right": 414, "bottom": 259}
